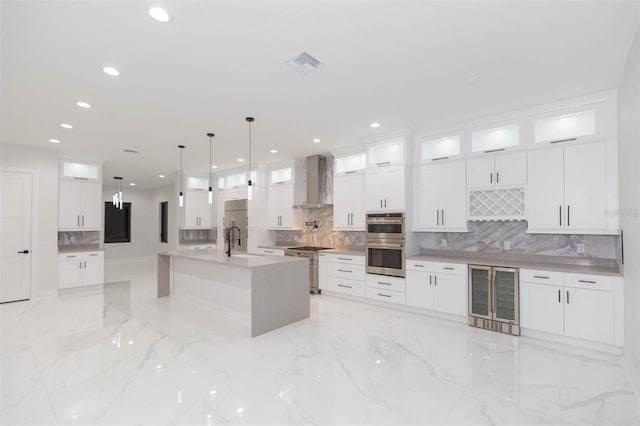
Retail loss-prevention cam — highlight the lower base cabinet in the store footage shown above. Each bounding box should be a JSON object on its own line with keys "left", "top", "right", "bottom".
{"left": 320, "top": 253, "right": 366, "bottom": 297}
{"left": 520, "top": 269, "right": 619, "bottom": 345}
{"left": 59, "top": 251, "right": 104, "bottom": 289}
{"left": 406, "top": 260, "right": 467, "bottom": 317}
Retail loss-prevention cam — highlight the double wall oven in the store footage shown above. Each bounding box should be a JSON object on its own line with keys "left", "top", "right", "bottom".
{"left": 366, "top": 213, "right": 405, "bottom": 278}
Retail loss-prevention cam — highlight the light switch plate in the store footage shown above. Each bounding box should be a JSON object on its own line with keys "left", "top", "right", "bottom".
{"left": 577, "top": 243, "right": 585, "bottom": 254}
{"left": 441, "top": 239, "right": 447, "bottom": 247}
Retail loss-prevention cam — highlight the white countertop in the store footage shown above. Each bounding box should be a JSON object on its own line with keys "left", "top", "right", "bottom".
{"left": 161, "top": 250, "right": 307, "bottom": 269}
{"left": 322, "top": 248, "right": 366, "bottom": 256}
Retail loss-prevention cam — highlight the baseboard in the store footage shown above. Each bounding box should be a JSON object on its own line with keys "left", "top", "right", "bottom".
{"left": 35, "top": 290, "right": 57, "bottom": 300}
{"left": 521, "top": 328, "right": 622, "bottom": 355}
{"left": 624, "top": 349, "right": 640, "bottom": 402}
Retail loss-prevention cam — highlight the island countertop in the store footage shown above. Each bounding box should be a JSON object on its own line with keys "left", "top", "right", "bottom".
{"left": 160, "top": 250, "right": 307, "bottom": 269}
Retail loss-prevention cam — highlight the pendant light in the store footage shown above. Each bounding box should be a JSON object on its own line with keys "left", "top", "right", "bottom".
{"left": 246, "top": 117, "right": 254, "bottom": 200}
{"left": 206, "top": 133, "right": 215, "bottom": 204}
{"left": 113, "top": 177, "right": 123, "bottom": 209}
{"left": 178, "top": 145, "right": 185, "bottom": 207}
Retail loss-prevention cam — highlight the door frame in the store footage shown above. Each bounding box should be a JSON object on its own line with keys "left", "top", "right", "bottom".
{"left": 1, "top": 167, "right": 38, "bottom": 300}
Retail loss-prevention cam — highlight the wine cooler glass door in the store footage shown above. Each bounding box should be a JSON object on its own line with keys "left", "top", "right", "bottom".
{"left": 469, "top": 265, "right": 492, "bottom": 320}
{"left": 493, "top": 267, "right": 519, "bottom": 324}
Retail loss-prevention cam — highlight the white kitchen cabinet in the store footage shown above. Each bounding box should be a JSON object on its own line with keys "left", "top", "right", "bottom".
{"left": 471, "top": 123, "right": 520, "bottom": 153}
{"left": 528, "top": 142, "right": 607, "bottom": 233}
{"left": 60, "top": 159, "right": 101, "bottom": 182}
{"left": 367, "top": 137, "right": 405, "bottom": 167}
{"left": 564, "top": 287, "right": 614, "bottom": 344}
{"left": 467, "top": 152, "right": 526, "bottom": 189}
{"left": 532, "top": 101, "right": 613, "bottom": 145}
{"left": 318, "top": 253, "right": 328, "bottom": 291}
{"left": 520, "top": 281, "right": 565, "bottom": 335}
{"left": 417, "top": 135, "right": 461, "bottom": 162}
{"left": 520, "top": 269, "right": 619, "bottom": 346}
{"left": 59, "top": 181, "right": 102, "bottom": 230}
{"left": 414, "top": 161, "right": 467, "bottom": 231}
{"left": 365, "top": 165, "right": 405, "bottom": 211}
{"left": 59, "top": 251, "right": 104, "bottom": 289}
{"left": 322, "top": 253, "right": 366, "bottom": 297}
{"left": 405, "top": 261, "right": 467, "bottom": 317}
{"left": 183, "top": 190, "right": 212, "bottom": 228}
{"left": 333, "top": 173, "right": 365, "bottom": 230}
{"left": 267, "top": 184, "right": 297, "bottom": 229}
{"left": 335, "top": 152, "right": 366, "bottom": 175}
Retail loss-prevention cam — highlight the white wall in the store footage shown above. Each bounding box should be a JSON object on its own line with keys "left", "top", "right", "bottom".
{"left": 1, "top": 143, "right": 59, "bottom": 295}
{"left": 618, "top": 29, "right": 640, "bottom": 394}
{"left": 102, "top": 184, "right": 156, "bottom": 259}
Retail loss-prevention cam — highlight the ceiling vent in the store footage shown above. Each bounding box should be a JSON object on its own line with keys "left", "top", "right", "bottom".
{"left": 123, "top": 149, "right": 139, "bottom": 154}
{"left": 285, "top": 51, "right": 323, "bottom": 75}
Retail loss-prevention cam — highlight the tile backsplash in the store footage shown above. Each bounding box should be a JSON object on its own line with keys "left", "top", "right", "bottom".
{"left": 416, "top": 221, "right": 620, "bottom": 259}
{"left": 58, "top": 231, "right": 100, "bottom": 246}
{"left": 276, "top": 207, "right": 365, "bottom": 248}
{"left": 179, "top": 228, "right": 217, "bottom": 243}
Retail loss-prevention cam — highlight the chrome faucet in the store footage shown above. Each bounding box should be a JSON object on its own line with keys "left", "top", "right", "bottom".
{"left": 226, "top": 226, "right": 241, "bottom": 257}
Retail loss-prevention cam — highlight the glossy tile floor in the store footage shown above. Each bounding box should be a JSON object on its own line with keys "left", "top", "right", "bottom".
{"left": 2, "top": 257, "right": 639, "bottom": 425}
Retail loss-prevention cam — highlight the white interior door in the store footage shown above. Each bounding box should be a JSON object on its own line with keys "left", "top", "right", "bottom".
{"left": 1, "top": 171, "right": 32, "bottom": 303}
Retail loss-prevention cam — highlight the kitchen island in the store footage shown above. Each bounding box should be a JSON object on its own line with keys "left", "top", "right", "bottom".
{"left": 158, "top": 250, "right": 309, "bottom": 337}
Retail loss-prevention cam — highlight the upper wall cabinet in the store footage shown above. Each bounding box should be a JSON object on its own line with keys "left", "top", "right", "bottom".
{"left": 532, "top": 101, "right": 612, "bottom": 145}
{"left": 416, "top": 135, "right": 462, "bottom": 163}
{"left": 414, "top": 161, "right": 467, "bottom": 231}
{"left": 467, "top": 152, "right": 527, "bottom": 189}
{"left": 269, "top": 161, "right": 302, "bottom": 186}
{"left": 367, "top": 137, "right": 406, "bottom": 167}
{"left": 471, "top": 123, "right": 520, "bottom": 154}
{"left": 335, "top": 152, "right": 366, "bottom": 175}
{"left": 59, "top": 181, "right": 102, "bottom": 230}
{"left": 365, "top": 165, "right": 406, "bottom": 211}
{"left": 60, "top": 159, "right": 102, "bottom": 183}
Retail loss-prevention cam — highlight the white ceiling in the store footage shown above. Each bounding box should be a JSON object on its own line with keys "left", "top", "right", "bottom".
{"left": 2, "top": 1, "right": 638, "bottom": 187}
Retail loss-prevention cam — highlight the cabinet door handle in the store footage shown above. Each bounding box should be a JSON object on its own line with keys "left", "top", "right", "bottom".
{"left": 443, "top": 267, "right": 454, "bottom": 270}
{"left": 533, "top": 275, "right": 549, "bottom": 279}
{"left": 384, "top": 199, "right": 387, "bottom": 208}
{"left": 347, "top": 213, "right": 350, "bottom": 226}
{"left": 550, "top": 137, "right": 577, "bottom": 144}
{"left": 377, "top": 293, "right": 392, "bottom": 298}
{"left": 77, "top": 215, "right": 80, "bottom": 227}
{"left": 377, "top": 281, "right": 391, "bottom": 286}
{"left": 578, "top": 280, "right": 597, "bottom": 284}
{"left": 337, "top": 284, "right": 352, "bottom": 289}
{"left": 337, "top": 269, "right": 352, "bottom": 273}
{"left": 429, "top": 275, "right": 432, "bottom": 285}
{"left": 337, "top": 257, "right": 352, "bottom": 261}
{"left": 376, "top": 162, "right": 390, "bottom": 166}
{"left": 264, "top": 250, "right": 274, "bottom": 254}
{"left": 84, "top": 261, "right": 86, "bottom": 268}
{"left": 437, "top": 210, "right": 440, "bottom": 226}
{"left": 567, "top": 205, "right": 570, "bottom": 227}
{"left": 566, "top": 290, "right": 570, "bottom": 304}
{"left": 442, "top": 209, "right": 445, "bottom": 227}
{"left": 490, "top": 172, "right": 493, "bottom": 184}
{"left": 559, "top": 206, "right": 562, "bottom": 226}
{"left": 380, "top": 199, "right": 383, "bottom": 208}
{"left": 79, "top": 261, "right": 82, "bottom": 269}
{"left": 82, "top": 215, "right": 84, "bottom": 226}
{"left": 435, "top": 276, "right": 437, "bottom": 286}
{"left": 413, "top": 264, "right": 424, "bottom": 268}
{"left": 496, "top": 172, "right": 499, "bottom": 183}
{"left": 558, "top": 289, "right": 561, "bottom": 303}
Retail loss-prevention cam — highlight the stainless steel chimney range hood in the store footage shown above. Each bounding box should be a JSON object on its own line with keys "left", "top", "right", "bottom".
{"left": 293, "top": 155, "right": 333, "bottom": 209}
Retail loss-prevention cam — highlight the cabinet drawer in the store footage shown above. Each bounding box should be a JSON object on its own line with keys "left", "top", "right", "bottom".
{"left": 328, "top": 278, "right": 365, "bottom": 297}
{"left": 327, "top": 254, "right": 365, "bottom": 266}
{"left": 328, "top": 262, "right": 366, "bottom": 281}
{"left": 85, "top": 251, "right": 104, "bottom": 260}
{"left": 59, "top": 253, "right": 82, "bottom": 261}
{"left": 366, "top": 287, "right": 406, "bottom": 305}
{"left": 366, "top": 274, "right": 406, "bottom": 292}
{"left": 256, "top": 248, "right": 285, "bottom": 256}
{"left": 563, "top": 273, "right": 613, "bottom": 292}
{"left": 406, "top": 260, "right": 434, "bottom": 271}
{"left": 521, "top": 269, "right": 563, "bottom": 285}
{"left": 434, "top": 262, "right": 466, "bottom": 276}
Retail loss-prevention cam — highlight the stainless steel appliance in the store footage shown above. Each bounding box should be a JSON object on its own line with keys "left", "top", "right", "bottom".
{"left": 468, "top": 265, "right": 520, "bottom": 335}
{"left": 285, "top": 246, "right": 331, "bottom": 294}
{"left": 366, "top": 213, "right": 406, "bottom": 278}
{"left": 224, "top": 199, "right": 247, "bottom": 254}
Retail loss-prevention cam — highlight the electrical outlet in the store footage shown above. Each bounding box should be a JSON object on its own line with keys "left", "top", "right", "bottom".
{"left": 504, "top": 241, "right": 511, "bottom": 250}
{"left": 441, "top": 239, "right": 447, "bottom": 247}
{"left": 577, "top": 243, "right": 585, "bottom": 254}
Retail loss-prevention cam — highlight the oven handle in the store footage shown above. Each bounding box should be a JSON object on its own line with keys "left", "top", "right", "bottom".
{"left": 366, "top": 243, "right": 404, "bottom": 249}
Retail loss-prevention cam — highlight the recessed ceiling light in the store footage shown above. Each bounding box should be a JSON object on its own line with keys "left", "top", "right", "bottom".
{"left": 148, "top": 7, "right": 170, "bottom": 22}
{"left": 103, "top": 66, "right": 120, "bottom": 76}
{"left": 313, "top": 138, "right": 320, "bottom": 143}
{"left": 49, "top": 138, "right": 60, "bottom": 144}
{"left": 158, "top": 174, "right": 165, "bottom": 178}
{"left": 60, "top": 123, "right": 73, "bottom": 129}
{"left": 468, "top": 76, "right": 479, "bottom": 85}
{"left": 130, "top": 183, "right": 136, "bottom": 186}
{"left": 76, "top": 101, "right": 91, "bottom": 108}
{"left": 211, "top": 165, "right": 218, "bottom": 169}
{"left": 237, "top": 158, "right": 245, "bottom": 162}
{"left": 370, "top": 122, "right": 380, "bottom": 128}
{"left": 270, "top": 149, "right": 278, "bottom": 154}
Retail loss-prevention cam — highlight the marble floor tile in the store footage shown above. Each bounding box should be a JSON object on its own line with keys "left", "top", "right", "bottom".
{"left": 1, "top": 257, "right": 638, "bottom": 425}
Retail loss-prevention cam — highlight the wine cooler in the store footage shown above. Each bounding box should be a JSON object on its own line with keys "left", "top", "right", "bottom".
{"left": 468, "top": 265, "right": 520, "bottom": 335}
